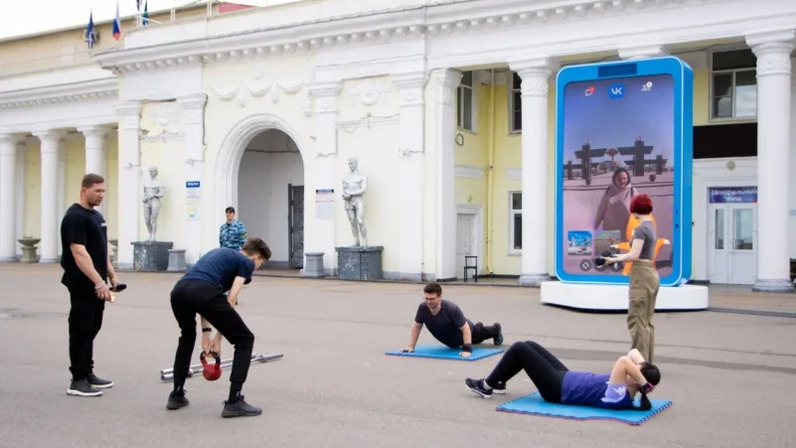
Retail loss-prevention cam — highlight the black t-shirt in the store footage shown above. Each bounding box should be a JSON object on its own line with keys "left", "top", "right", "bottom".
{"left": 60, "top": 203, "right": 108, "bottom": 290}
{"left": 414, "top": 299, "right": 467, "bottom": 348}
{"left": 180, "top": 247, "right": 255, "bottom": 292}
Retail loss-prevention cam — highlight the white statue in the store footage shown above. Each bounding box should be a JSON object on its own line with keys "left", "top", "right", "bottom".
{"left": 142, "top": 166, "right": 164, "bottom": 242}
{"left": 342, "top": 157, "right": 368, "bottom": 247}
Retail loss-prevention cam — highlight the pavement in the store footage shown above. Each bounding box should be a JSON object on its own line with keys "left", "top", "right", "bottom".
{"left": 1, "top": 263, "right": 795, "bottom": 448}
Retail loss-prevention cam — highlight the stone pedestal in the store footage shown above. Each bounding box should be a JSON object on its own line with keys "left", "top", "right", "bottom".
{"left": 336, "top": 246, "right": 383, "bottom": 281}
{"left": 167, "top": 249, "right": 187, "bottom": 272}
{"left": 302, "top": 252, "right": 326, "bottom": 278}
{"left": 18, "top": 239, "right": 40, "bottom": 264}
{"left": 132, "top": 241, "right": 173, "bottom": 272}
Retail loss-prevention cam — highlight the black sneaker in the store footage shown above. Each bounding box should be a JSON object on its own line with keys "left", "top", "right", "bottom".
{"left": 493, "top": 323, "right": 503, "bottom": 346}
{"left": 87, "top": 373, "right": 113, "bottom": 389}
{"left": 167, "top": 391, "right": 189, "bottom": 410}
{"left": 464, "top": 378, "right": 493, "bottom": 399}
{"left": 492, "top": 381, "right": 506, "bottom": 395}
{"left": 67, "top": 379, "right": 103, "bottom": 397}
{"left": 222, "top": 396, "right": 262, "bottom": 418}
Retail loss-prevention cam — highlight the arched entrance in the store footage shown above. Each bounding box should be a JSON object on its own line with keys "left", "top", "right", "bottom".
{"left": 214, "top": 115, "right": 306, "bottom": 270}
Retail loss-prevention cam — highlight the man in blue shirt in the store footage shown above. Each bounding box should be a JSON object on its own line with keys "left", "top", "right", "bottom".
{"left": 219, "top": 206, "right": 247, "bottom": 250}
{"left": 166, "top": 237, "right": 271, "bottom": 418}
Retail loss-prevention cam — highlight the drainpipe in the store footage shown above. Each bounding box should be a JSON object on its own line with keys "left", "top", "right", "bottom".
{"left": 485, "top": 68, "right": 497, "bottom": 274}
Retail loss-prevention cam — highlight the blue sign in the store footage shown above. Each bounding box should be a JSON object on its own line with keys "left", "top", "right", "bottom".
{"left": 554, "top": 56, "right": 693, "bottom": 287}
{"left": 709, "top": 187, "right": 757, "bottom": 203}
{"left": 186, "top": 181, "right": 200, "bottom": 188}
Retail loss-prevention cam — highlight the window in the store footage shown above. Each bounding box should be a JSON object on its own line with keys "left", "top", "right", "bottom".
{"left": 457, "top": 71, "right": 474, "bottom": 131}
{"left": 711, "top": 49, "right": 757, "bottom": 119}
{"left": 509, "top": 72, "right": 522, "bottom": 133}
{"left": 510, "top": 192, "right": 522, "bottom": 252}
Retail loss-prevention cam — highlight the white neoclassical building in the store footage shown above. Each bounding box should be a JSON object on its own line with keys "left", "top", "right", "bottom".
{"left": 1, "top": 0, "right": 796, "bottom": 293}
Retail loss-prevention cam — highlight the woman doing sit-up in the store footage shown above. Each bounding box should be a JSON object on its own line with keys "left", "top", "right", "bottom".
{"left": 465, "top": 340, "right": 660, "bottom": 410}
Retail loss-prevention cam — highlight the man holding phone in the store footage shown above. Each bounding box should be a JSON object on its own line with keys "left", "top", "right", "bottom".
{"left": 59, "top": 173, "right": 124, "bottom": 397}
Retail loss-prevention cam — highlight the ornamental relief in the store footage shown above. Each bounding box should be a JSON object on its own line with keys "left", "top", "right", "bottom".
{"left": 210, "top": 67, "right": 306, "bottom": 108}
{"left": 139, "top": 101, "right": 184, "bottom": 141}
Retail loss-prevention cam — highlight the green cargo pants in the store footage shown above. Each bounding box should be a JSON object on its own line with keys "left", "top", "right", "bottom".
{"left": 627, "top": 260, "right": 660, "bottom": 362}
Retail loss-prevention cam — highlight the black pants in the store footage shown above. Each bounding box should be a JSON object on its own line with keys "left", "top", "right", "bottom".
{"left": 468, "top": 320, "right": 499, "bottom": 345}
{"left": 486, "top": 340, "right": 568, "bottom": 403}
{"left": 68, "top": 287, "right": 105, "bottom": 381}
{"left": 170, "top": 279, "right": 255, "bottom": 392}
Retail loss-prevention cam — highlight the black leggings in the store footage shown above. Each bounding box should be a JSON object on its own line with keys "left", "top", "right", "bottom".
{"left": 486, "top": 340, "right": 568, "bottom": 403}
{"left": 170, "top": 279, "right": 255, "bottom": 393}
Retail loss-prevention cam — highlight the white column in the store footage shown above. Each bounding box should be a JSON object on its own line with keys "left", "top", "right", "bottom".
{"left": 78, "top": 125, "right": 108, "bottom": 176}
{"left": 33, "top": 129, "right": 64, "bottom": 263}
{"left": 430, "top": 69, "right": 461, "bottom": 281}
{"left": 15, "top": 140, "right": 27, "bottom": 259}
{"left": 789, "top": 58, "right": 796, "bottom": 269}
{"left": 746, "top": 31, "right": 796, "bottom": 292}
{"left": 0, "top": 134, "right": 19, "bottom": 261}
{"left": 393, "top": 72, "right": 428, "bottom": 280}
{"left": 178, "top": 94, "right": 208, "bottom": 265}
{"left": 57, "top": 136, "right": 67, "bottom": 257}
{"left": 307, "top": 82, "right": 341, "bottom": 274}
{"left": 116, "top": 102, "right": 142, "bottom": 269}
{"left": 510, "top": 58, "right": 558, "bottom": 286}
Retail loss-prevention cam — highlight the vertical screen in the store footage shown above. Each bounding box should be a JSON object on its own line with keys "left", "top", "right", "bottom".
{"left": 559, "top": 74, "right": 675, "bottom": 280}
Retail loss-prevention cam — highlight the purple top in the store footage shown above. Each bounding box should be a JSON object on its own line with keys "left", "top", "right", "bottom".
{"left": 561, "top": 371, "right": 633, "bottom": 409}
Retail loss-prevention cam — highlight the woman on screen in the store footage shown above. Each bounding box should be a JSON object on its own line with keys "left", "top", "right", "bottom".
{"left": 593, "top": 167, "right": 637, "bottom": 241}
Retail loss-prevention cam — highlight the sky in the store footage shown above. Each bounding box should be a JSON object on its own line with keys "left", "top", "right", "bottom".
{"left": 0, "top": 0, "right": 265, "bottom": 40}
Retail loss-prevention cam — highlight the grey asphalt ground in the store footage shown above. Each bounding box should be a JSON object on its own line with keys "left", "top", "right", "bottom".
{"left": 1, "top": 263, "right": 795, "bottom": 448}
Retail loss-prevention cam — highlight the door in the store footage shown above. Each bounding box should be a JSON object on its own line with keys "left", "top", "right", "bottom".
{"left": 456, "top": 213, "right": 477, "bottom": 279}
{"left": 708, "top": 202, "right": 757, "bottom": 285}
{"left": 288, "top": 184, "right": 304, "bottom": 269}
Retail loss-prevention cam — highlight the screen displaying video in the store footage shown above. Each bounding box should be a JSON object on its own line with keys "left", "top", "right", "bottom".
{"left": 558, "top": 74, "right": 675, "bottom": 280}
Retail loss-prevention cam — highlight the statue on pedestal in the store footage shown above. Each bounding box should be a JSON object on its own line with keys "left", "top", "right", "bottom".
{"left": 142, "top": 166, "right": 164, "bottom": 242}
{"left": 342, "top": 157, "right": 368, "bottom": 247}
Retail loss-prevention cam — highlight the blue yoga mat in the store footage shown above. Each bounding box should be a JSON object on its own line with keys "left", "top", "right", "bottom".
{"left": 496, "top": 392, "right": 672, "bottom": 425}
{"left": 385, "top": 345, "right": 504, "bottom": 361}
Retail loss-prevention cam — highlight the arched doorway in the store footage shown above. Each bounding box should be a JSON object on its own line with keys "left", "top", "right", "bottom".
{"left": 237, "top": 129, "right": 304, "bottom": 269}
{"left": 214, "top": 114, "right": 307, "bottom": 271}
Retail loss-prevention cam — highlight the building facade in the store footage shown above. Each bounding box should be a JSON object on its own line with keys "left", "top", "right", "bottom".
{"left": 1, "top": 0, "right": 795, "bottom": 292}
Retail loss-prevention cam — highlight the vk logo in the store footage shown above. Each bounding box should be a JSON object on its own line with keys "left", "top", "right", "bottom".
{"left": 608, "top": 83, "right": 625, "bottom": 99}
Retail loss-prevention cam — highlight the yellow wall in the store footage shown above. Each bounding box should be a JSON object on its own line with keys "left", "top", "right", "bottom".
{"left": 23, "top": 142, "right": 41, "bottom": 239}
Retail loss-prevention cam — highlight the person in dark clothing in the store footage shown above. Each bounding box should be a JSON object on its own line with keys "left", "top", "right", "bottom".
{"left": 166, "top": 238, "right": 271, "bottom": 418}
{"left": 60, "top": 173, "right": 121, "bottom": 397}
{"left": 402, "top": 282, "right": 503, "bottom": 359}
{"left": 465, "top": 341, "right": 661, "bottom": 411}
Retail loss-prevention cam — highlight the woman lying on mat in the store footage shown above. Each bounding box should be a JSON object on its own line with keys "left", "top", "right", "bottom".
{"left": 465, "top": 341, "right": 660, "bottom": 410}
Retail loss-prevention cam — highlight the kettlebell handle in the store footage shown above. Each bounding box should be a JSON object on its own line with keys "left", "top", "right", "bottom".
{"left": 200, "top": 350, "right": 220, "bottom": 365}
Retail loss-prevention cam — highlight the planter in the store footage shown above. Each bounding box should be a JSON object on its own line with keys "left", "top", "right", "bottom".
{"left": 109, "top": 239, "right": 118, "bottom": 266}
{"left": 17, "top": 238, "right": 40, "bottom": 264}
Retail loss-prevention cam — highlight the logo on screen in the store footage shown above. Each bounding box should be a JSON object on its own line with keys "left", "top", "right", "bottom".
{"left": 608, "top": 83, "right": 625, "bottom": 98}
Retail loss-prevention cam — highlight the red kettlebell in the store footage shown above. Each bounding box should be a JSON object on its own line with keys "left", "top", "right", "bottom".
{"left": 200, "top": 350, "right": 221, "bottom": 381}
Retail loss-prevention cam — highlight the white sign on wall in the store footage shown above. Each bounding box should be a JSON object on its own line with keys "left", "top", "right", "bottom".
{"left": 316, "top": 188, "right": 334, "bottom": 220}
{"left": 186, "top": 181, "right": 200, "bottom": 220}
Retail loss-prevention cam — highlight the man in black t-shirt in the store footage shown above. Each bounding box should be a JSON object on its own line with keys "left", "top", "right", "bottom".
{"left": 166, "top": 238, "right": 271, "bottom": 418}
{"left": 402, "top": 282, "right": 504, "bottom": 358}
{"left": 60, "top": 173, "right": 122, "bottom": 397}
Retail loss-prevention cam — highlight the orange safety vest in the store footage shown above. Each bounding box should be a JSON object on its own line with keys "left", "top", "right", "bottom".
{"left": 612, "top": 214, "right": 669, "bottom": 276}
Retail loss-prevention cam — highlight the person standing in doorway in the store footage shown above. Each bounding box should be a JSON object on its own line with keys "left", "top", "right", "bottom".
{"left": 60, "top": 173, "right": 122, "bottom": 397}
{"left": 219, "top": 206, "right": 247, "bottom": 251}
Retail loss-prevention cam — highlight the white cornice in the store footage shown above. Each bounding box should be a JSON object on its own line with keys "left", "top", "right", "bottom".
{"left": 0, "top": 78, "right": 118, "bottom": 110}
{"left": 93, "top": 0, "right": 756, "bottom": 74}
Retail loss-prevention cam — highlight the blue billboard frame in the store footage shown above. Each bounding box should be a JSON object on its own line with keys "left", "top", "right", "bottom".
{"left": 554, "top": 56, "right": 693, "bottom": 286}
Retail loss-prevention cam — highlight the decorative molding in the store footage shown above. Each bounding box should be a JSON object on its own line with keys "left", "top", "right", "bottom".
{"left": 617, "top": 44, "right": 669, "bottom": 60}
{"left": 337, "top": 113, "right": 399, "bottom": 133}
{"left": 211, "top": 70, "right": 306, "bottom": 109}
{"left": 0, "top": 78, "right": 118, "bottom": 110}
{"left": 93, "top": 1, "right": 713, "bottom": 75}
{"left": 431, "top": 68, "right": 462, "bottom": 106}
{"left": 345, "top": 76, "right": 390, "bottom": 107}
{"left": 455, "top": 165, "right": 485, "bottom": 179}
